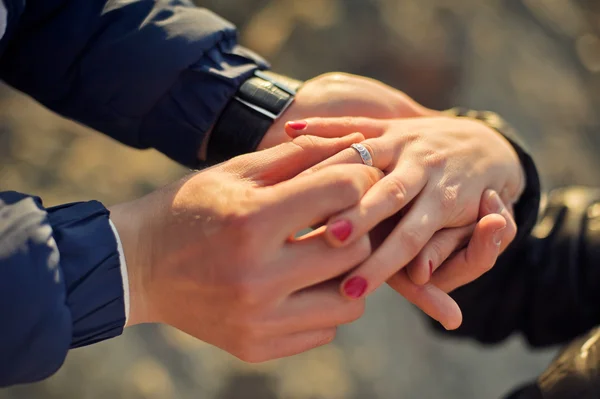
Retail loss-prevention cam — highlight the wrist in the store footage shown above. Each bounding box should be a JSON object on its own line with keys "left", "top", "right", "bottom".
{"left": 109, "top": 200, "right": 153, "bottom": 326}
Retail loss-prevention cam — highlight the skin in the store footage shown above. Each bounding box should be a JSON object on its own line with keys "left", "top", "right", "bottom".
{"left": 110, "top": 134, "right": 456, "bottom": 362}
{"left": 210, "top": 71, "right": 522, "bottom": 330}
{"left": 286, "top": 117, "right": 520, "bottom": 328}
{"left": 109, "top": 72, "right": 520, "bottom": 362}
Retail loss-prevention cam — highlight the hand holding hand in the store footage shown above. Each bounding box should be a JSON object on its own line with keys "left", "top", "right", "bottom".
{"left": 286, "top": 116, "right": 522, "bottom": 328}
{"left": 111, "top": 134, "right": 387, "bottom": 362}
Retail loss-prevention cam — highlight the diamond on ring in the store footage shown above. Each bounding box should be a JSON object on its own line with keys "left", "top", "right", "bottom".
{"left": 350, "top": 143, "right": 373, "bottom": 167}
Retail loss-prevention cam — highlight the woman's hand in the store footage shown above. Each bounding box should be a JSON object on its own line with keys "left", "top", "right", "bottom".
{"left": 109, "top": 134, "right": 397, "bottom": 363}
{"left": 258, "top": 72, "right": 439, "bottom": 150}
{"left": 285, "top": 117, "right": 522, "bottom": 327}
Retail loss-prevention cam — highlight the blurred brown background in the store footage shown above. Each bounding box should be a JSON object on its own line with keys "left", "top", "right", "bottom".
{"left": 2, "top": 0, "right": 600, "bottom": 398}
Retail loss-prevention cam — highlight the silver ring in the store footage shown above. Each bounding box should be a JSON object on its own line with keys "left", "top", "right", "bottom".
{"left": 350, "top": 143, "right": 373, "bottom": 166}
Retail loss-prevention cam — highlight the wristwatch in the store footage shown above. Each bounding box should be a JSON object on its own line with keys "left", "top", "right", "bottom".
{"left": 206, "top": 70, "right": 303, "bottom": 165}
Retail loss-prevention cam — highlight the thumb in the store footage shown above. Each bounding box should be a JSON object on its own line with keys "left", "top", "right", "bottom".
{"left": 220, "top": 133, "right": 365, "bottom": 186}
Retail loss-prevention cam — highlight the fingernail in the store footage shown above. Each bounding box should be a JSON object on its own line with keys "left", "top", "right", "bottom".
{"left": 329, "top": 219, "right": 353, "bottom": 242}
{"left": 487, "top": 190, "right": 505, "bottom": 214}
{"left": 286, "top": 120, "right": 308, "bottom": 130}
{"left": 492, "top": 226, "right": 505, "bottom": 247}
{"left": 343, "top": 276, "right": 368, "bottom": 299}
{"left": 429, "top": 260, "right": 434, "bottom": 278}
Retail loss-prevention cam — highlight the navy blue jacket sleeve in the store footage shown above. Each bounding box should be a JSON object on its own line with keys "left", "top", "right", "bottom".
{"left": 0, "top": 0, "right": 269, "bottom": 167}
{"left": 0, "top": 191, "right": 125, "bottom": 387}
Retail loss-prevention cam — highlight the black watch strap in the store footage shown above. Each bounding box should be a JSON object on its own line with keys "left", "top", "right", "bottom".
{"left": 206, "top": 70, "right": 303, "bottom": 165}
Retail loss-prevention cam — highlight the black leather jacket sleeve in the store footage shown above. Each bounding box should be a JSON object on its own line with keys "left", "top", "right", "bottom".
{"left": 505, "top": 327, "right": 600, "bottom": 399}
{"left": 435, "top": 185, "right": 600, "bottom": 348}
{"left": 431, "top": 110, "right": 600, "bottom": 349}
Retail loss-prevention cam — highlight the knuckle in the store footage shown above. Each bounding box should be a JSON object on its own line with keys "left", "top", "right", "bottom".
{"left": 383, "top": 176, "right": 409, "bottom": 209}
{"left": 345, "top": 301, "right": 366, "bottom": 323}
{"left": 476, "top": 258, "right": 495, "bottom": 274}
{"left": 314, "top": 328, "right": 337, "bottom": 348}
{"left": 222, "top": 209, "right": 256, "bottom": 240}
{"left": 235, "top": 344, "right": 265, "bottom": 364}
{"left": 438, "top": 185, "right": 459, "bottom": 211}
{"left": 348, "top": 235, "right": 372, "bottom": 263}
{"left": 236, "top": 318, "right": 266, "bottom": 342}
{"left": 330, "top": 173, "right": 364, "bottom": 202}
{"left": 339, "top": 116, "right": 357, "bottom": 129}
{"left": 229, "top": 278, "right": 262, "bottom": 306}
{"left": 291, "top": 135, "right": 321, "bottom": 151}
{"left": 399, "top": 228, "right": 425, "bottom": 255}
{"left": 365, "top": 252, "right": 388, "bottom": 274}
{"left": 422, "top": 149, "right": 448, "bottom": 169}
{"left": 426, "top": 239, "right": 444, "bottom": 268}
{"left": 221, "top": 209, "right": 267, "bottom": 263}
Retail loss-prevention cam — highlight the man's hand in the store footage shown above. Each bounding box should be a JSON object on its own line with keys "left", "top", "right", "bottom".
{"left": 258, "top": 72, "right": 439, "bottom": 150}
{"left": 110, "top": 134, "right": 394, "bottom": 363}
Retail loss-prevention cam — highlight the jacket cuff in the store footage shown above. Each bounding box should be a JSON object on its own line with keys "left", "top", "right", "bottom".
{"left": 140, "top": 43, "right": 269, "bottom": 168}
{"left": 443, "top": 108, "right": 541, "bottom": 244}
{"left": 47, "top": 201, "right": 126, "bottom": 348}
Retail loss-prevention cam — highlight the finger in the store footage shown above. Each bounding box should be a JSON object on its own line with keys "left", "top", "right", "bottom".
{"left": 386, "top": 270, "right": 463, "bottom": 330}
{"left": 429, "top": 214, "right": 507, "bottom": 293}
{"left": 481, "top": 189, "right": 518, "bottom": 254}
{"left": 406, "top": 224, "right": 475, "bottom": 286}
{"left": 285, "top": 117, "right": 387, "bottom": 139}
{"left": 221, "top": 134, "right": 365, "bottom": 184}
{"left": 296, "top": 137, "right": 396, "bottom": 179}
{"left": 432, "top": 191, "right": 516, "bottom": 293}
{"left": 235, "top": 328, "right": 337, "bottom": 363}
{"left": 268, "top": 281, "right": 366, "bottom": 335}
{"left": 323, "top": 166, "right": 427, "bottom": 247}
{"left": 408, "top": 189, "right": 515, "bottom": 287}
{"left": 339, "top": 187, "right": 447, "bottom": 300}
{"left": 276, "top": 233, "right": 371, "bottom": 293}
{"left": 266, "top": 163, "right": 383, "bottom": 235}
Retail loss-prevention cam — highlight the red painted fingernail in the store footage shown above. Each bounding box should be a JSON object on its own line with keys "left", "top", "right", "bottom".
{"left": 328, "top": 220, "right": 352, "bottom": 242}
{"left": 343, "top": 276, "right": 368, "bottom": 299}
{"left": 286, "top": 120, "right": 308, "bottom": 130}
{"left": 429, "top": 260, "right": 434, "bottom": 278}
